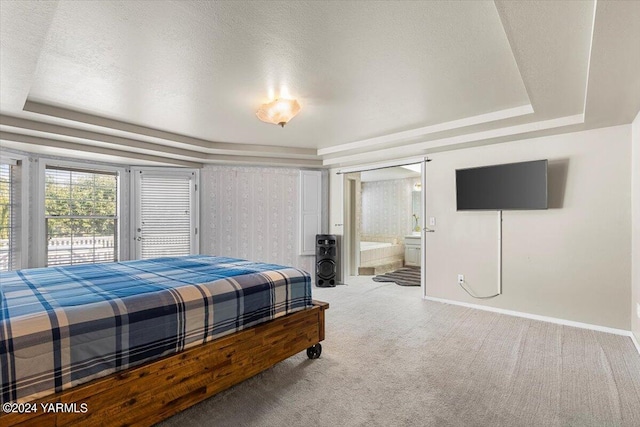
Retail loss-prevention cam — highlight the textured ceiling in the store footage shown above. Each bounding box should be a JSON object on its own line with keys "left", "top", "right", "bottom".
{"left": 0, "top": 0, "right": 639, "bottom": 168}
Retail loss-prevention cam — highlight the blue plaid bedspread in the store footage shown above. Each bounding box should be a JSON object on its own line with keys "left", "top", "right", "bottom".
{"left": 0, "top": 255, "right": 312, "bottom": 404}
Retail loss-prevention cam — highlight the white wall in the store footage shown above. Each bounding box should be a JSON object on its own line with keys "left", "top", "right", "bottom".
{"left": 328, "top": 169, "right": 347, "bottom": 281}
{"left": 632, "top": 111, "right": 640, "bottom": 342}
{"left": 200, "top": 165, "right": 327, "bottom": 278}
{"left": 425, "top": 125, "right": 632, "bottom": 330}
{"left": 329, "top": 169, "right": 344, "bottom": 238}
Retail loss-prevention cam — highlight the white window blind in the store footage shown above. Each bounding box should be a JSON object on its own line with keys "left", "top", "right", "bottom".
{"left": 0, "top": 163, "right": 13, "bottom": 271}
{"left": 135, "top": 171, "right": 197, "bottom": 259}
{"left": 45, "top": 166, "right": 118, "bottom": 266}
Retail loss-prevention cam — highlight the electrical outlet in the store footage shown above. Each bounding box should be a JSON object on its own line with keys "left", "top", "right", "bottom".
{"left": 457, "top": 274, "right": 464, "bottom": 284}
{"left": 637, "top": 303, "right": 640, "bottom": 319}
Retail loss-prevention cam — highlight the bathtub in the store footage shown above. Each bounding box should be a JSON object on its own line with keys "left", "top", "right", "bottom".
{"left": 359, "top": 240, "right": 404, "bottom": 267}
{"left": 360, "top": 241, "right": 393, "bottom": 251}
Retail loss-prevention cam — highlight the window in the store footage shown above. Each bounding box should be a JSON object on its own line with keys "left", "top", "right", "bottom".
{"left": 45, "top": 166, "right": 118, "bottom": 266}
{"left": 0, "top": 162, "right": 13, "bottom": 271}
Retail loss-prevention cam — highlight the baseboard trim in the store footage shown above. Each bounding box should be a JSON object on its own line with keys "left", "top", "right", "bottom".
{"left": 423, "top": 295, "right": 634, "bottom": 339}
{"left": 631, "top": 333, "right": 640, "bottom": 355}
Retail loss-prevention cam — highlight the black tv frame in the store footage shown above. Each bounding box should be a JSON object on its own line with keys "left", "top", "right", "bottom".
{"left": 456, "top": 159, "right": 548, "bottom": 211}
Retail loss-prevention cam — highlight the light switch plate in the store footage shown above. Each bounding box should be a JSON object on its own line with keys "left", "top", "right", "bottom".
{"left": 429, "top": 217, "right": 436, "bottom": 226}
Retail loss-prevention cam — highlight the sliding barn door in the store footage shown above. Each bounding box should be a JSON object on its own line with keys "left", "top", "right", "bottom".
{"left": 132, "top": 168, "right": 199, "bottom": 260}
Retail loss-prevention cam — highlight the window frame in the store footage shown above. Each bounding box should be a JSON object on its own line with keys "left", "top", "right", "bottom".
{"left": 37, "top": 159, "right": 125, "bottom": 268}
{"left": 0, "top": 154, "right": 29, "bottom": 270}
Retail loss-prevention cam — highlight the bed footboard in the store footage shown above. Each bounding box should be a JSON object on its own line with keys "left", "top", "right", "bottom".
{"left": 1, "top": 301, "right": 329, "bottom": 427}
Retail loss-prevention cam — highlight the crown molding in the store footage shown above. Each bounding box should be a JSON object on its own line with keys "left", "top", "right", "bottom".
{"left": 322, "top": 114, "right": 584, "bottom": 167}
{"left": 317, "top": 104, "right": 534, "bottom": 156}
{"left": 0, "top": 131, "right": 202, "bottom": 168}
{"left": 22, "top": 101, "right": 318, "bottom": 158}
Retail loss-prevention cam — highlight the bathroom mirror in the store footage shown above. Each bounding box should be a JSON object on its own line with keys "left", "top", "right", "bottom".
{"left": 412, "top": 190, "right": 421, "bottom": 217}
{"left": 412, "top": 189, "right": 421, "bottom": 232}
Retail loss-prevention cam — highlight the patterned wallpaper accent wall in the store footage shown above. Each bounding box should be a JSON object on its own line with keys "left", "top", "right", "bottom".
{"left": 360, "top": 178, "right": 416, "bottom": 242}
{"left": 201, "top": 165, "right": 325, "bottom": 275}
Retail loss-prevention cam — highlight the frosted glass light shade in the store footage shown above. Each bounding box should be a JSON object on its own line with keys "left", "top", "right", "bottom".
{"left": 256, "top": 98, "right": 301, "bottom": 127}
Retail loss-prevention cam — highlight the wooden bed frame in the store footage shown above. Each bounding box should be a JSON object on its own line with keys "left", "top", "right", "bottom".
{"left": 1, "top": 300, "right": 329, "bottom": 427}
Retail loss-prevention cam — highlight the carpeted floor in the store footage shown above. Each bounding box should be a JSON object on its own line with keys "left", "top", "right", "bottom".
{"left": 158, "top": 276, "right": 640, "bottom": 427}
{"left": 372, "top": 266, "right": 421, "bottom": 286}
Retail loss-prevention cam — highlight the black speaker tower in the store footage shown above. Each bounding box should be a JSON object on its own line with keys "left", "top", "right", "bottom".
{"left": 315, "top": 234, "right": 337, "bottom": 287}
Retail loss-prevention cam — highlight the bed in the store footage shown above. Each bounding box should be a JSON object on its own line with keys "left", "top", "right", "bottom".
{"left": 0, "top": 255, "right": 328, "bottom": 426}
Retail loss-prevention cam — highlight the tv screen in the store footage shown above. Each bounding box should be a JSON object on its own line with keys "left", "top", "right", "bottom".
{"left": 456, "top": 160, "right": 548, "bottom": 210}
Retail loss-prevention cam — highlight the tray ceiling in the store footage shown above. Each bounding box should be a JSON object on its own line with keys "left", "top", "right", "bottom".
{"left": 1, "top": 0, "right": 639, "bottom": 167}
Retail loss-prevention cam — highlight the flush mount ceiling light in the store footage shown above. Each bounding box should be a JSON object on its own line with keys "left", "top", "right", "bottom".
{"left": 256, "top": 98, "right": 301, "bottom": 127}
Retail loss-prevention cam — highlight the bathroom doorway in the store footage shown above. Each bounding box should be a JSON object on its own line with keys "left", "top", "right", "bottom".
{"left": 343, "top": 161, "right": 426, "bottom": 291}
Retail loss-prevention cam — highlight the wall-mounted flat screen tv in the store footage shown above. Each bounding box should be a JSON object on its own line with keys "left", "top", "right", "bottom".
{"left": 456, "top": 160, "right": 548, "bottom": 210}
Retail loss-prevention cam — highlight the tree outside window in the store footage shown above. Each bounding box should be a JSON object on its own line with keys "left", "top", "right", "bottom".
{"left": 45, "top": 167, "right": 118, "bottom": 266}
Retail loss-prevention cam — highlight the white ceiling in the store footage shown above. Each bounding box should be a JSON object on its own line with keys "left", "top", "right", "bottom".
{"left": 1, "top": 0, "right": 639, "bottom": 168}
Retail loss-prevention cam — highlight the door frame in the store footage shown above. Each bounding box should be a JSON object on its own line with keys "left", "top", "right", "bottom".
{"left": 130, "top": 167, "right": 200, "bottom": 260}
{"left": 343, "top": 175, "right": 360, "bottom": 277}
{"left": 339, "top": 156, "right": 428, "bottom": 293}
{"left": 420, "top": 159, "right": 428, "bottom": 298}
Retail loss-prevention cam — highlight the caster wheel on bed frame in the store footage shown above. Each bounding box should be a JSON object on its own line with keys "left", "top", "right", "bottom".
{"left": 307, "top": 343, "right": 322, "bottom": 359}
